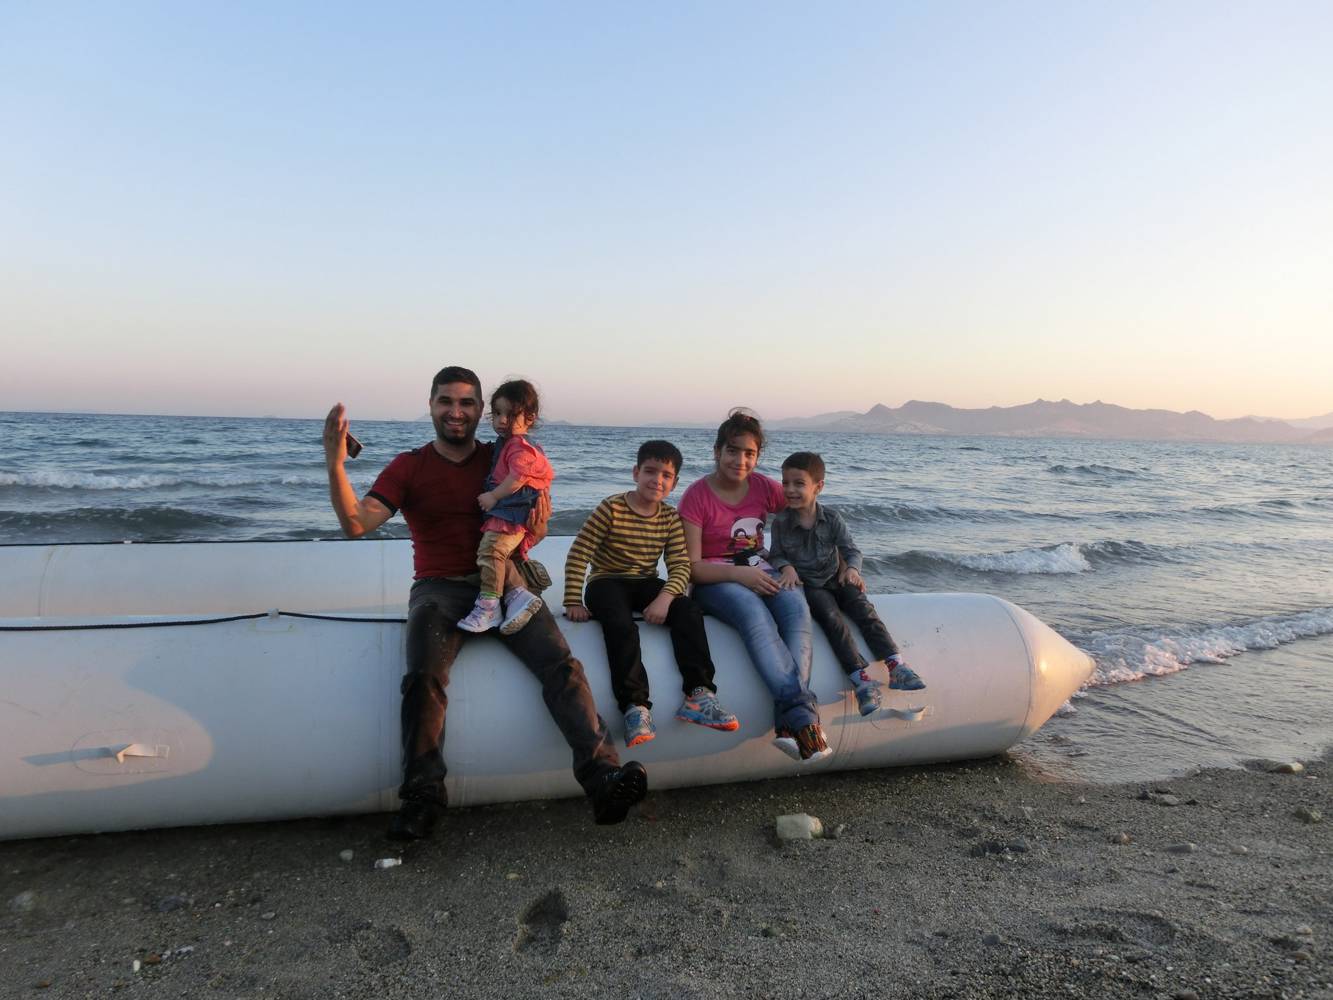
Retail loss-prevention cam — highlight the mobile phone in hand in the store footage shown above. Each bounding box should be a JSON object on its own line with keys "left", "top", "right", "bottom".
{"left": 345, "top": 432, "right": 363, "bottom": 459}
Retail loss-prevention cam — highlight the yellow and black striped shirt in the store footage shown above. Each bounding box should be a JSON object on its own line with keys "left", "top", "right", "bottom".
{"left": 562, "top": 493, "right": 691, "bottom": 607}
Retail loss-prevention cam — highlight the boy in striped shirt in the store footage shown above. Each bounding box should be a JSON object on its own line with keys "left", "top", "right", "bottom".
{"left": 564, "top": 441, "right": 740, "bottom": 747}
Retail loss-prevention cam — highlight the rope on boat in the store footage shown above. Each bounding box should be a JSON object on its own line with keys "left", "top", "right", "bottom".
{"left": 0, "top": 610, "right": 408, "bottom": 632}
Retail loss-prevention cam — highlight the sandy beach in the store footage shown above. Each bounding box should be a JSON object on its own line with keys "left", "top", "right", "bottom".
{"left": 2, "top": 750, "right": 1328, "bottom": 1000}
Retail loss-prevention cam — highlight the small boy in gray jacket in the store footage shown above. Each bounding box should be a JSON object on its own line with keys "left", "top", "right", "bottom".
{"left": 769, "top": 452, "right": 925, "bottom": 715}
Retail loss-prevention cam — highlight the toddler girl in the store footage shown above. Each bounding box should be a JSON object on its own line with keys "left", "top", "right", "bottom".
{"left": 458, "top": 379, "right": 555, "bottom": 633}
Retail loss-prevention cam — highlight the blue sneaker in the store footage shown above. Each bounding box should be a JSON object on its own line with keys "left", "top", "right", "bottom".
{"left": 623, "top": 705, "right": 656, "bottom": 748}
{"left": 675, "top": 687, "right": 740, "bottom": 731}
{"left": 887, "top": 656, "right": 926, "bottom": 691}
{"left": 848, "top": 669, "right": 882, "bottom": 716}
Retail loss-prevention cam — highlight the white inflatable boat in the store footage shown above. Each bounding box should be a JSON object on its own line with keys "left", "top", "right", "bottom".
{"left": 0, "top": 537, "right": 1093, "bottom": 841}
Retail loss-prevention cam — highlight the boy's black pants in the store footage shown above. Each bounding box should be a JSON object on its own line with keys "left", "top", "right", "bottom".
{"left": 804, "top": 580, "right": 900, "bottom": 673}
{"left": 583, "top": 576, "right": 718, "bottom": 712}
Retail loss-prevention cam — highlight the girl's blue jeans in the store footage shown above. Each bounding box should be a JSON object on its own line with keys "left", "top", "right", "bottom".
{"left": 691, "top": 576, "right": 819, "bottom": 731}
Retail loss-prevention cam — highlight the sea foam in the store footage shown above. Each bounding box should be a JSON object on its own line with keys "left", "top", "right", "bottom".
{"left": 879, "top": 543, "right": 1095, "bottom": 575}
{"left": 1046, "top": 463, "right": 1142, "bottom": 478}
{"left": 1079, "top": 606, "right": 1333, "bottom": 687}
{"left": 882, "top": 538, "right": 1185, "bottom": 576}
{"left": 953, "top": 542, "right": 1091, "bottom": 574}
{"left": 0, "top": 470, "right": 324, "bottom": 490}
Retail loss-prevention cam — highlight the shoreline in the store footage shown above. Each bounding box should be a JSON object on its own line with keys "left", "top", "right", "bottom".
{"left": 3, "top": 751, "right": 1329, "bottom": 999}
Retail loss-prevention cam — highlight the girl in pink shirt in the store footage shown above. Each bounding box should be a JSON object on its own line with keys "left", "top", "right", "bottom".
{"left": 678, "top": 410, "right": 829, "bottom": 761}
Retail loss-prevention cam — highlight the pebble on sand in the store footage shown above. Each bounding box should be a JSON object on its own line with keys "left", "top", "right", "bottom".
{"left": 1111, "top": 832, "right": 1133, "bottom": 845}
{"left": 9, "top": 890, "right": 37, "bottom": 913}
{"left": 1272, "top": 762, "right": 1305, "bottom": 775}
{"left": 374, "top": 858, "right": 403, "bottom": 869}
{"left": 1292, "top": 806, "right": 1322, "bottom": 823}
{"left": 1138, "top": 788, "right": 1182, "bottom": 806}
{"left": 338, "top": 849, "right": 354, "bottom": 862}
{"left": 776, "top": 814, "right": 824, "bottom": 840}
{"left": 1166, "top": 843, "right": 1197, "bottom": 854}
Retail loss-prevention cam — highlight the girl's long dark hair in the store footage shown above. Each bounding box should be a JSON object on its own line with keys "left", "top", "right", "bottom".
{"left": 713, "top": 407, "right": 764, "bottom": 452}
{"left": 491, "top": 378, "right": 540, "bottom": 425}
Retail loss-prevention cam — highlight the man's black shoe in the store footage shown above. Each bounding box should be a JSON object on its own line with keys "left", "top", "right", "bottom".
{"left": 387, "top": 799, "right": 441, "bottom": 841}
{"left": 591, "top": 761, "right": 647, "bottom": 825}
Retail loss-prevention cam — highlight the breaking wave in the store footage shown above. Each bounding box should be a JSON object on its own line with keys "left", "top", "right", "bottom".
{"left": 1078, "top": 607, "right": 1333, "bottom": 687}
{"left": 0, "top": 506, "right": 251, "bottom": 541}
{"left": 835, "top": 502, "right": 1078, "bottom": 526}
{"left": 0, "top": 470, "right": 325, "bottom": 490}
{"left": 877, "top": 539, "right": 1180, "bottom": 576}
{"left": 1046, "top": 463, "right": 1142, "bottom": 478}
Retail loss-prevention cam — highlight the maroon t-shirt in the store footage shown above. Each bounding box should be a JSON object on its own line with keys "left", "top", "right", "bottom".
{"left": 368, "top": 441, "right": 495, "bottom": 579}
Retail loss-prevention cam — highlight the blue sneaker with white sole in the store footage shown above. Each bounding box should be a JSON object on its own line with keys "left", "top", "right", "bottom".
{"left": 675, "top": 687, "right": 740, "bottom": 731}
{"left": 623, "top": 705, "right": 656, "bottom": 748}
{"left": 848, "top": 669, "right": 882, "bottom": 716}
{"left": 886, "top": 656, "right": 926, "bottom": 691}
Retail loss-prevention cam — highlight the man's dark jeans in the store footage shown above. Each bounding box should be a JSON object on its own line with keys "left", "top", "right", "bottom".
{"left": 803, "top": 580, "right": 900, "bottom": 673}
{"left": 583, "top": 576, "right": 718, "bottom": 712}
{"left": 399, "top": 577, "right": 618, "bottom": 807}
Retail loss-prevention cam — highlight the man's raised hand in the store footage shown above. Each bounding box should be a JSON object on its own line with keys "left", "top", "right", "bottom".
{"left": 323, "top": 403, "right": 349, "bottom": 466}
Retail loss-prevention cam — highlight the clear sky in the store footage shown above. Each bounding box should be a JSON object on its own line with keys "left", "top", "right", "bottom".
{"left": 3, "top": 2, "right": 1331, "bottom": 423}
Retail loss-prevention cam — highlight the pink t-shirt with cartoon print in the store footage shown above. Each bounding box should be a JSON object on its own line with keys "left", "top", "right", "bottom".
{"left": 678, "top": 473, "right": 787, "bottom": 570}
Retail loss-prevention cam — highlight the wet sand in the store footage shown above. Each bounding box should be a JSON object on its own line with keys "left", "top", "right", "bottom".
{"left": 2, "top": 751, "right": 1329, "bottom": 999}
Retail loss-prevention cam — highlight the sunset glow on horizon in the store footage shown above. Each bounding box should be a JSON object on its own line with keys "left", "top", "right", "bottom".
{"left": 3, "top": 3, "right": 1331, "bottom": 424}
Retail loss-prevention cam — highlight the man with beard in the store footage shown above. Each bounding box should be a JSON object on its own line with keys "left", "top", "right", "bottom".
{"left": 323, "top": 365, "right": 647, "bottom": 839}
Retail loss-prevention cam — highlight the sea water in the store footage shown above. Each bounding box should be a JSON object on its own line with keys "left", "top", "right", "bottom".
{"left": 4, "top": 409, "right": 1331, "bottom": 782}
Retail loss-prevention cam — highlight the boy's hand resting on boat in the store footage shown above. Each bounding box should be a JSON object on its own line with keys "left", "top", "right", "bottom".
{"left": 564, "top": 604, "right": 591, "bottom": 622}
{"left": 839, "top": 566, "right": 866, "bottom": 592}
{"left": 642, "top": 592, "right": 674, "bottom": 625}
{"left": 737, "top": 566, "right": 780, "bottom": 596}
{"left": 778, "top": 566, "right": 801, "bottom": 590}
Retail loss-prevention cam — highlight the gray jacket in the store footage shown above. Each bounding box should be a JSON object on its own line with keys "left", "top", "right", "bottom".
{"left": 768, "top": 503, "right": 863, "bottom": 588}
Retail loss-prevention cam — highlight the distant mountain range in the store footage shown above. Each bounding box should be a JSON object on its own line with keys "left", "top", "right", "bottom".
{"left": 764, "top": 399, "right": 1333, "bottom": 445}
{"left": 1246, "top": 411, "right": 1333, "bottom": 432}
